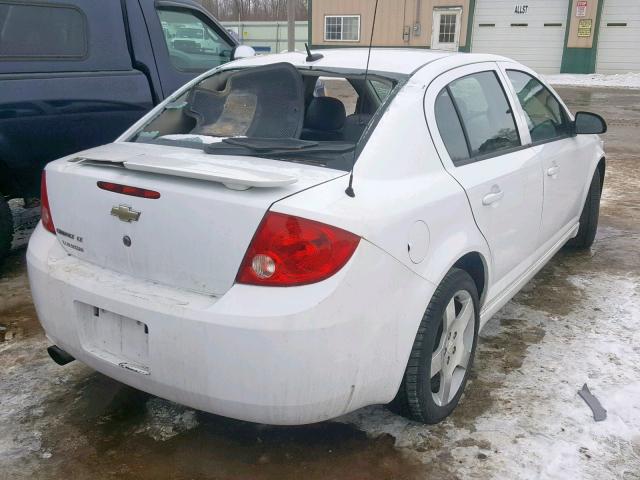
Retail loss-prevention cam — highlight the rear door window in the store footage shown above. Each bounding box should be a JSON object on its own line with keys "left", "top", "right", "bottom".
{"left": 0, "top": 2, "right": 87, "bottom": 58}
{"left": 435, "top": 89, "right": 470, "bottom": 165}
{"left": 446, "top": 71, "right": 521, "bottom": 161}
{"left": 506, "top": 70, "right": 571, "bottom": 143}
{"left": 157, "top": 8, "right": 234, "bottom": 72}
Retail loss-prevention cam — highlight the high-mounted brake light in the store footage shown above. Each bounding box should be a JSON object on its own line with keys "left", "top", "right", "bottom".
{"left": 40, "top": 171, "right": 56, "bottom": 235}
{"left": 236, "top": 212, "right": 360, "bottom": 287}
{"left": 97, "top": 181, "right": 161, "bottom": 199}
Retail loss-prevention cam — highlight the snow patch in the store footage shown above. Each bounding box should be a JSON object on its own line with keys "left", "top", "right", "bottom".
{"left": 9, "top": 198, "right": 40, "bottom": 250}
{"left": 339, "top": 273, "right": 640, "bottom": 479}
{"left": 137, "top": 398, "right": 199, "bottom": 441}
{"left": 545, "top": 73, "right": 640, "bottom": 89}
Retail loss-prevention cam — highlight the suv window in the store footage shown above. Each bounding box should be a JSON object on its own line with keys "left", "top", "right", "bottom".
{"left": 157, "top": 8, "right": 233, "bottom": 72}
{"left": 0, "top": 2, "right": 87, "bottom": 58}
{"left": 445, "top": 71, "right": 521, "bottom": 161}
{"left": 507, "top": 70, "right": 570, "bottom": 143}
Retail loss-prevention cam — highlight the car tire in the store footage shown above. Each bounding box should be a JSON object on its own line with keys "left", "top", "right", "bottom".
{"left": 565, "top": 167, "right": 601, "bottom": 249}
{"left": 391, "top": 268, "right": 480, "bottom": 424}
{"left": 0, "top": 196, "right": 13, "bottom": 265}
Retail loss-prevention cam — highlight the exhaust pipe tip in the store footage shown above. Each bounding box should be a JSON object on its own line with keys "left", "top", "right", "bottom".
{"left": 47, "top": 345, "right": 75, "bottom": 366}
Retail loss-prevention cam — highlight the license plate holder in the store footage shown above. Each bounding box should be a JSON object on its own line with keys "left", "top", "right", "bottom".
{"left": 76, "top": 302, "right": 150, "bottom": 375}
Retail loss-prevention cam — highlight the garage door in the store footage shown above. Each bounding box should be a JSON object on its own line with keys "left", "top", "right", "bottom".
{"left": 596, "top": 0, "right": 640, "bottom": 73}
{"left": 471, "top": 0, "right": 567, "bottom": 73}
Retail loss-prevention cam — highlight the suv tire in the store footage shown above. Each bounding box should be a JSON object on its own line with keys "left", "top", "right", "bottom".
{"left": 0, "top": 196, "right": 13, "bottom": 265}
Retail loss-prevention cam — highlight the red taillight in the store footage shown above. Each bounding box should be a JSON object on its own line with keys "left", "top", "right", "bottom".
{"left": 236, "top": 212, "right": 360, "bottom": 287}
{"left": 97, "top": 181, "right": 160, "bottom": 199}
{"left": 40, "top": 171, "right": 56, "bottom": 234}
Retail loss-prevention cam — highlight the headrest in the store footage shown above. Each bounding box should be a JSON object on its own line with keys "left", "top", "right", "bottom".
{"left": 304, "top": 97, "right": 346, "bottom": 132}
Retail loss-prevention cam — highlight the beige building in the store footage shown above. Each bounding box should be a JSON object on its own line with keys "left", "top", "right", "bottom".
{"left": 310, "top": 0, "right": 472, "bottom": 51}
{"left": 310, "top": 0, "right": 640, "bottom": 74}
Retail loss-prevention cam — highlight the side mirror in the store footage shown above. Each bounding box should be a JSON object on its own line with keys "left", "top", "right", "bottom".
{"left": 575, "top": 111, "right": 607, "bottom": 135}
{"left": 231, "top": 45, "right": 256, "bottom": 60}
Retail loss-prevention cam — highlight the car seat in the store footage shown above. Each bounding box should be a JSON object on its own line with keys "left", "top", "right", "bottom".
{"left": 301, "top": 97, "right": 346, "bottom": 141}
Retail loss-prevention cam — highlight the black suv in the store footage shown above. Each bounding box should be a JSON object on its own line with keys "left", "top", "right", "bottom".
{"left": 0, "top": 0, "right": 249, "bottom": 261}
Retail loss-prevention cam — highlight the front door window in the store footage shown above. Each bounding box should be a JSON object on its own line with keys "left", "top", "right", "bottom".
{"left": 506, "top": 70, "right": 571, "bottom": 144}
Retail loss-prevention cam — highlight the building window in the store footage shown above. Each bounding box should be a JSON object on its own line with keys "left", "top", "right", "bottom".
{"left": 438, "top": 13, "right": 457, "bottom": 43}
{"left": 324, "top": 15, "right": 360, "bottom": 42}
{"left": 0, "top": 2, "right": 87, "bottom": 59}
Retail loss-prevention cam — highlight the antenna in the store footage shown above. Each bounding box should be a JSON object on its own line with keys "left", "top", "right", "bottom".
{"left": 305, "top": 43, "right": 324, "bottom": 62}
{"left": 345, "top": 0, "right": 379, "bottom": 198}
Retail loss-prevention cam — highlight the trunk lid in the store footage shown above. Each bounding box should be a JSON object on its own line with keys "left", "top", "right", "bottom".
{"left": 46, "top": 142, "right": 346, "bottom": 296}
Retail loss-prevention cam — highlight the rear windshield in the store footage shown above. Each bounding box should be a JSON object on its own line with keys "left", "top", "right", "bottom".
{"left": 128, "top": 64, "right": 399, "bottom": 170}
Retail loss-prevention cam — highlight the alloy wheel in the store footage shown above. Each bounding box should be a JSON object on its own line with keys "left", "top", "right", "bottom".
{"left": 430, "top": 290, "right": 475, "bottom": 407}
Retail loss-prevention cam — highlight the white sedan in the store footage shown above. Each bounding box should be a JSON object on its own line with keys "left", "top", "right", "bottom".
{"left": 27, "top": 49, "right": 606, "bottom": 425}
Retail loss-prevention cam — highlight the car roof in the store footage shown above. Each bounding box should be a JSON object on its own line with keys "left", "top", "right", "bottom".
{"left": 229, "top": 48, "right": 514, "bottom": 76}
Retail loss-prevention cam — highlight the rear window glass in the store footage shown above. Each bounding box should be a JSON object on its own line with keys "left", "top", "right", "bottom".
{"left": 370, "top": 79, "right": 392, "bottom": 102}
{"left": 129, "top": 65, "right": 398, "bottom": 171}
{"left": 0, "top": 2, "right": 87, "bottom": 59}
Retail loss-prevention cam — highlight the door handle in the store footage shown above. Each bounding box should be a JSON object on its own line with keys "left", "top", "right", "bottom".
{"left": 482, "top": 189, "right": 504, "bottom": 206}
{"left": 547, "top": 165, "right": 560, "bottom": 176}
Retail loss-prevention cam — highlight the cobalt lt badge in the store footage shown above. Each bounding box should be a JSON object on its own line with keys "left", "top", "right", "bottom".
{"left": 111, "top": 204, "right": 141, "bottom": 223}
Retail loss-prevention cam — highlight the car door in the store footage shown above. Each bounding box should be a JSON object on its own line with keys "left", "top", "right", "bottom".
{"left": 425, "top": 63, "right": 543, "bottom": 301}
{"left": 499, "top": 65, "right": 592, "bottom": 246}
{"left": 138, "top": 1, "right": 237, "bottom": 96}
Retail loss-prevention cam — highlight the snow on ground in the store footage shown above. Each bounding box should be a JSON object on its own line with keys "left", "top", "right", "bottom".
{"left": 135, "top": 398, "right": 199, "bottom": 442}
{"left": 545, "top": 73, "right": 640, "bottom": 89}
{"left": 339, "top": 271, "right": 640, "bottom": 479}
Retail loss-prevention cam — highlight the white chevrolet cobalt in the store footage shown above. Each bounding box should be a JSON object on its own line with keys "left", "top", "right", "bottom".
{"left": 28, "top": 49, "right": 606, "bottom": 425}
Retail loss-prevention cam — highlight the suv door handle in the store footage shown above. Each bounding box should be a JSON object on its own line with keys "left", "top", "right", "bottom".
{"left": 482, "top": 189, "right": 504, "bottom": 206}
{"left": 547, "top": 165, "right": 560, "bottom": 176}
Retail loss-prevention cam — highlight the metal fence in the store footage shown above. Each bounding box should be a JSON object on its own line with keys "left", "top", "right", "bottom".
{"left": 221, "top": 21, "right": 308, "bottom": 53}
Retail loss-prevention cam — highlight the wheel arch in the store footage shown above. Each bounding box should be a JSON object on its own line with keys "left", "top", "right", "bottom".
{"left": 596, "top": 156, "right": 605, "bottom": 192}
{"left": 452, "top": 251, "right": 488, "bottom": 306}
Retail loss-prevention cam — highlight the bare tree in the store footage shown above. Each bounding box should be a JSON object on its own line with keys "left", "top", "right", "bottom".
{"left": 197, "top": 0, "right": 307, "bottom": 21}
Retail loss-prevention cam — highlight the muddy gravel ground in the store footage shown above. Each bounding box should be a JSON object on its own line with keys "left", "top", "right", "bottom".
{"left": 1, "top": 86, "right": 639, "bottom": 480}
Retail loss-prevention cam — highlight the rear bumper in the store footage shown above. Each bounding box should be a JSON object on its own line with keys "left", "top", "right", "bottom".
{"left": 27, "top": 224, "right": 434, "bottom": 424}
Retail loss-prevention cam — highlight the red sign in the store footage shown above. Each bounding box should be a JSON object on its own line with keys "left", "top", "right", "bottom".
{"left": 576, "top": 1, "right": 587, "bottom": 17}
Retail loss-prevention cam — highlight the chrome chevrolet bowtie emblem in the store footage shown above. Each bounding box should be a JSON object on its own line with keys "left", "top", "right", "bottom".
{"left": 110, "top": 204, "right": 141, "bottom": 223}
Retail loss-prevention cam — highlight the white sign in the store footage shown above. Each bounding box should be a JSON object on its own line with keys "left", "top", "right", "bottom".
{"left": 576, "top": 1, "right": 587, "bottom": 17}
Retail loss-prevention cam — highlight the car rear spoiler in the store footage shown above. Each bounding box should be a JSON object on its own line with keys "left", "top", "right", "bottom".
{"left": 70, "top": 154, "right": 298, "bottom": 191}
